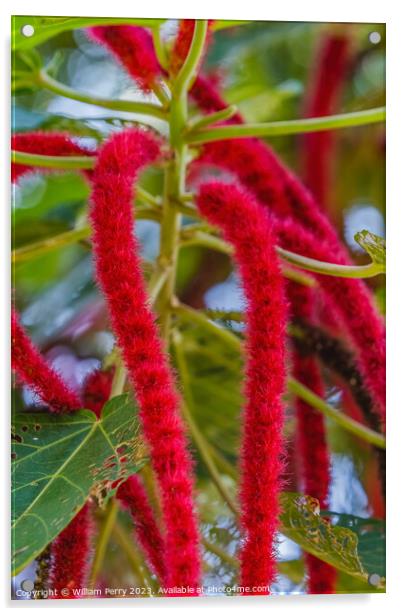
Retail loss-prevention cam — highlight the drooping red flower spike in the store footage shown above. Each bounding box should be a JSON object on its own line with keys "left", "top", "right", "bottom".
{"left": 117, "top": 476, "right": 167, "bottom": 582}
{"left": 196, "top": 181, "right": 288, "bottom": 593}
{"left": 11, "top": 310, "right": 81, "bottom": 413}
{"left": 287, "top": 282, "right": 336, "bottom": 594}
{"left": 89, "top": 128, "right": 201, "bottom": 591}
{"left": 302, "top": 32, "right": 351, "bottom": 208}
{"left": 87, "top": 26, "right": 161, "bottom": 92}
{"left": 276, "top": 217, "right": 385, "bottom": 423}
{"left": 11, "top": 132, "right": 93, "bottom": 183}
{"left": 48, "top": 504, "right": 92, "bottom": 597}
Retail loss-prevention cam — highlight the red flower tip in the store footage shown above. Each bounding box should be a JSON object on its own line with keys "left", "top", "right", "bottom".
{"left": 287, "top": 282, "right": 336, "bottom": 593}
{"left": 90, "top": 127, "right": 201, "bottom": 590}
{"left": 88, "top": 26, "right": 160, "bottom": 92}
{"left": 197, "top": 181, "right": 288, "bottom": 593}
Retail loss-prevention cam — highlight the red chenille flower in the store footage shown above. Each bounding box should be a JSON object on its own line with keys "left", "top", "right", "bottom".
{"left": 89, "top": 128, "right": 201, "bottom": 591}
{"left": 88, "top": 26, "right": 160, "bottom": 92}
{"left": 287, "top": 282, "right": 336, "bottom": 594}
{"left": 302, "top": 33, "right": 351, "bottom": 208}
{"left": 196, "top": 181, "right": 288, "bottom": 593}
{"left": 11, "top": 310, "right": 81, "bottom": 413}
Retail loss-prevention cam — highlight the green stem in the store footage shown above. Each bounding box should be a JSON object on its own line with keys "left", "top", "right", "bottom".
{"left": 12, "top": 149, "right": 94, "bottom": 170}
{"left": 172, "top": 20, "right": 209, "bottom": 109}
{"left": 13, "top": 227, "right": 91, "bottom": 264}
{"left": 172, "top": 332, "right": 239, "bottom": 517}
{"left": 88, "top": 498, "right": 118, "bottom": 588}
{"left": 12, "top": 205, "right": 161, "bottom": 264}
{"left": 173, "top": 301, "right": 242, "bottom": 352}
{"left": 276, "top": 246, "right": 385, "bottom": 278}
{"left": 187, "top": 105, "right": 238, "bottom": 132}
{"left": 211, "top": 20, "right": 250, "bottom": 31}
{"left": 186, "top": 106, "right": 386, "bottom": 144}
{"left": 157, "top": 21, "right": 208, "bottom": 342}
{"left": 174, "top": 301, "right": 386, "bottom": 449}
{"left": 152, "top": 26, "right": 169, "bottom": 71}
{"left": 112, "top": 521, "right": 155, "bottom": 592}
{"left": 288, "top": 378, "right": 386, "bottom": 449}
{"left": 181, "top": 231, "right": 385, "bottom": 279}
{"left": 14, "top": 18, "right": 167, "bottom": 51}
{"left": 38, "top": 69, "right": 167, "bottom": 119}
{"left": 202, "top": 537, "right": 238, "bottom": 569}
{"left": 203, "top": 309, "right": 244, "bottom": 322}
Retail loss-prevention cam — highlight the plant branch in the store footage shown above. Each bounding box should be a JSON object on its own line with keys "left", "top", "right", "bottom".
{"left": 187, "top": 105, "right": 238, "bottom": 132}
{"left": 12, "top": 205, "right": 161, "bottom": 264}
{"left": 180, "top": 231, "right": 385, "bottom": 278}
{"left": 276, "top": 246, "right": 385, "bottom": 278}
{"left": 112, "top": 520, "right": 155, "bottom": 592}
{"left": 157, "top": 21, "right": 208, "bottom": 342}
{"left": 12, "top": 149, "right": 94, "bottom": 170}
{"left": 186, "top": 106, "right": 386, "bottom": 144}
{"left": 287, "top": 378, "right": 386, "bottom": 449}
{"left": 38, "top": 69, "right": 168, "bottom": 119}
{"left": 88, "top": 498, "right": 118, "bottom": 588}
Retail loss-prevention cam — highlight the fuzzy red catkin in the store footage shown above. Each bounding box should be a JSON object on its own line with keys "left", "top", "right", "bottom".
{"left": 302, "top": 33, "right": 351, "bottom": 208}
{"left": 81, "top": 368, "right": 167, "bottom": 582}
{"left": 48, "top": 504, "right": 92, "bottom": 596}
{"left": 87, "top": 26, "right": 160, "bottom": 92}
{"left": 277, "top": 218, "right": 385, "bottom": 423}
{"left": 11, "top": 310, "right": 81, "bottom": 413}
{"left": 287, "top": 282, "right": 336, "bottom": 594}
{"left": 89, "top": 128, "right": 201, "bottom": 591}
{"left": 11, "top": 132, "right": 93, "bottom": 182}
{"left": 12, "top": 131, "right": 168, "bottom": 590}
{"left": 196, "top": 181, "right": 287, "bottom": 593}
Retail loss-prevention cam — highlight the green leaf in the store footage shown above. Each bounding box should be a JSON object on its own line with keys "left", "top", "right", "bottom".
{"left": 280, "top": 494, "right": 385, "bottom": 589}
{"left": 11, "top": 393, "right": 145, "bottom": 575}
{"left": 354, "top": 229, "right": 386, "bottom": 268}
{"left": 323, "top": 511, "right": 386, "bottom": 579}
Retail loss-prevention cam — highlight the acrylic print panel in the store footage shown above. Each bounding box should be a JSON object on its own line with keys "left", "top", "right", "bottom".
{"left": 11, "top": 16, "right": 385, "bottom": 600}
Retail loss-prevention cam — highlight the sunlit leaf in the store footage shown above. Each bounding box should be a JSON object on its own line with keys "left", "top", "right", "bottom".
{"left": 11, "top": 393, "right": 145, "bottom": 574}
{"left": 354, "top": 229, "right": 385, "bottom": 268}
{"left": 280, "top": 494, "right": 385, "bottom": 589}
